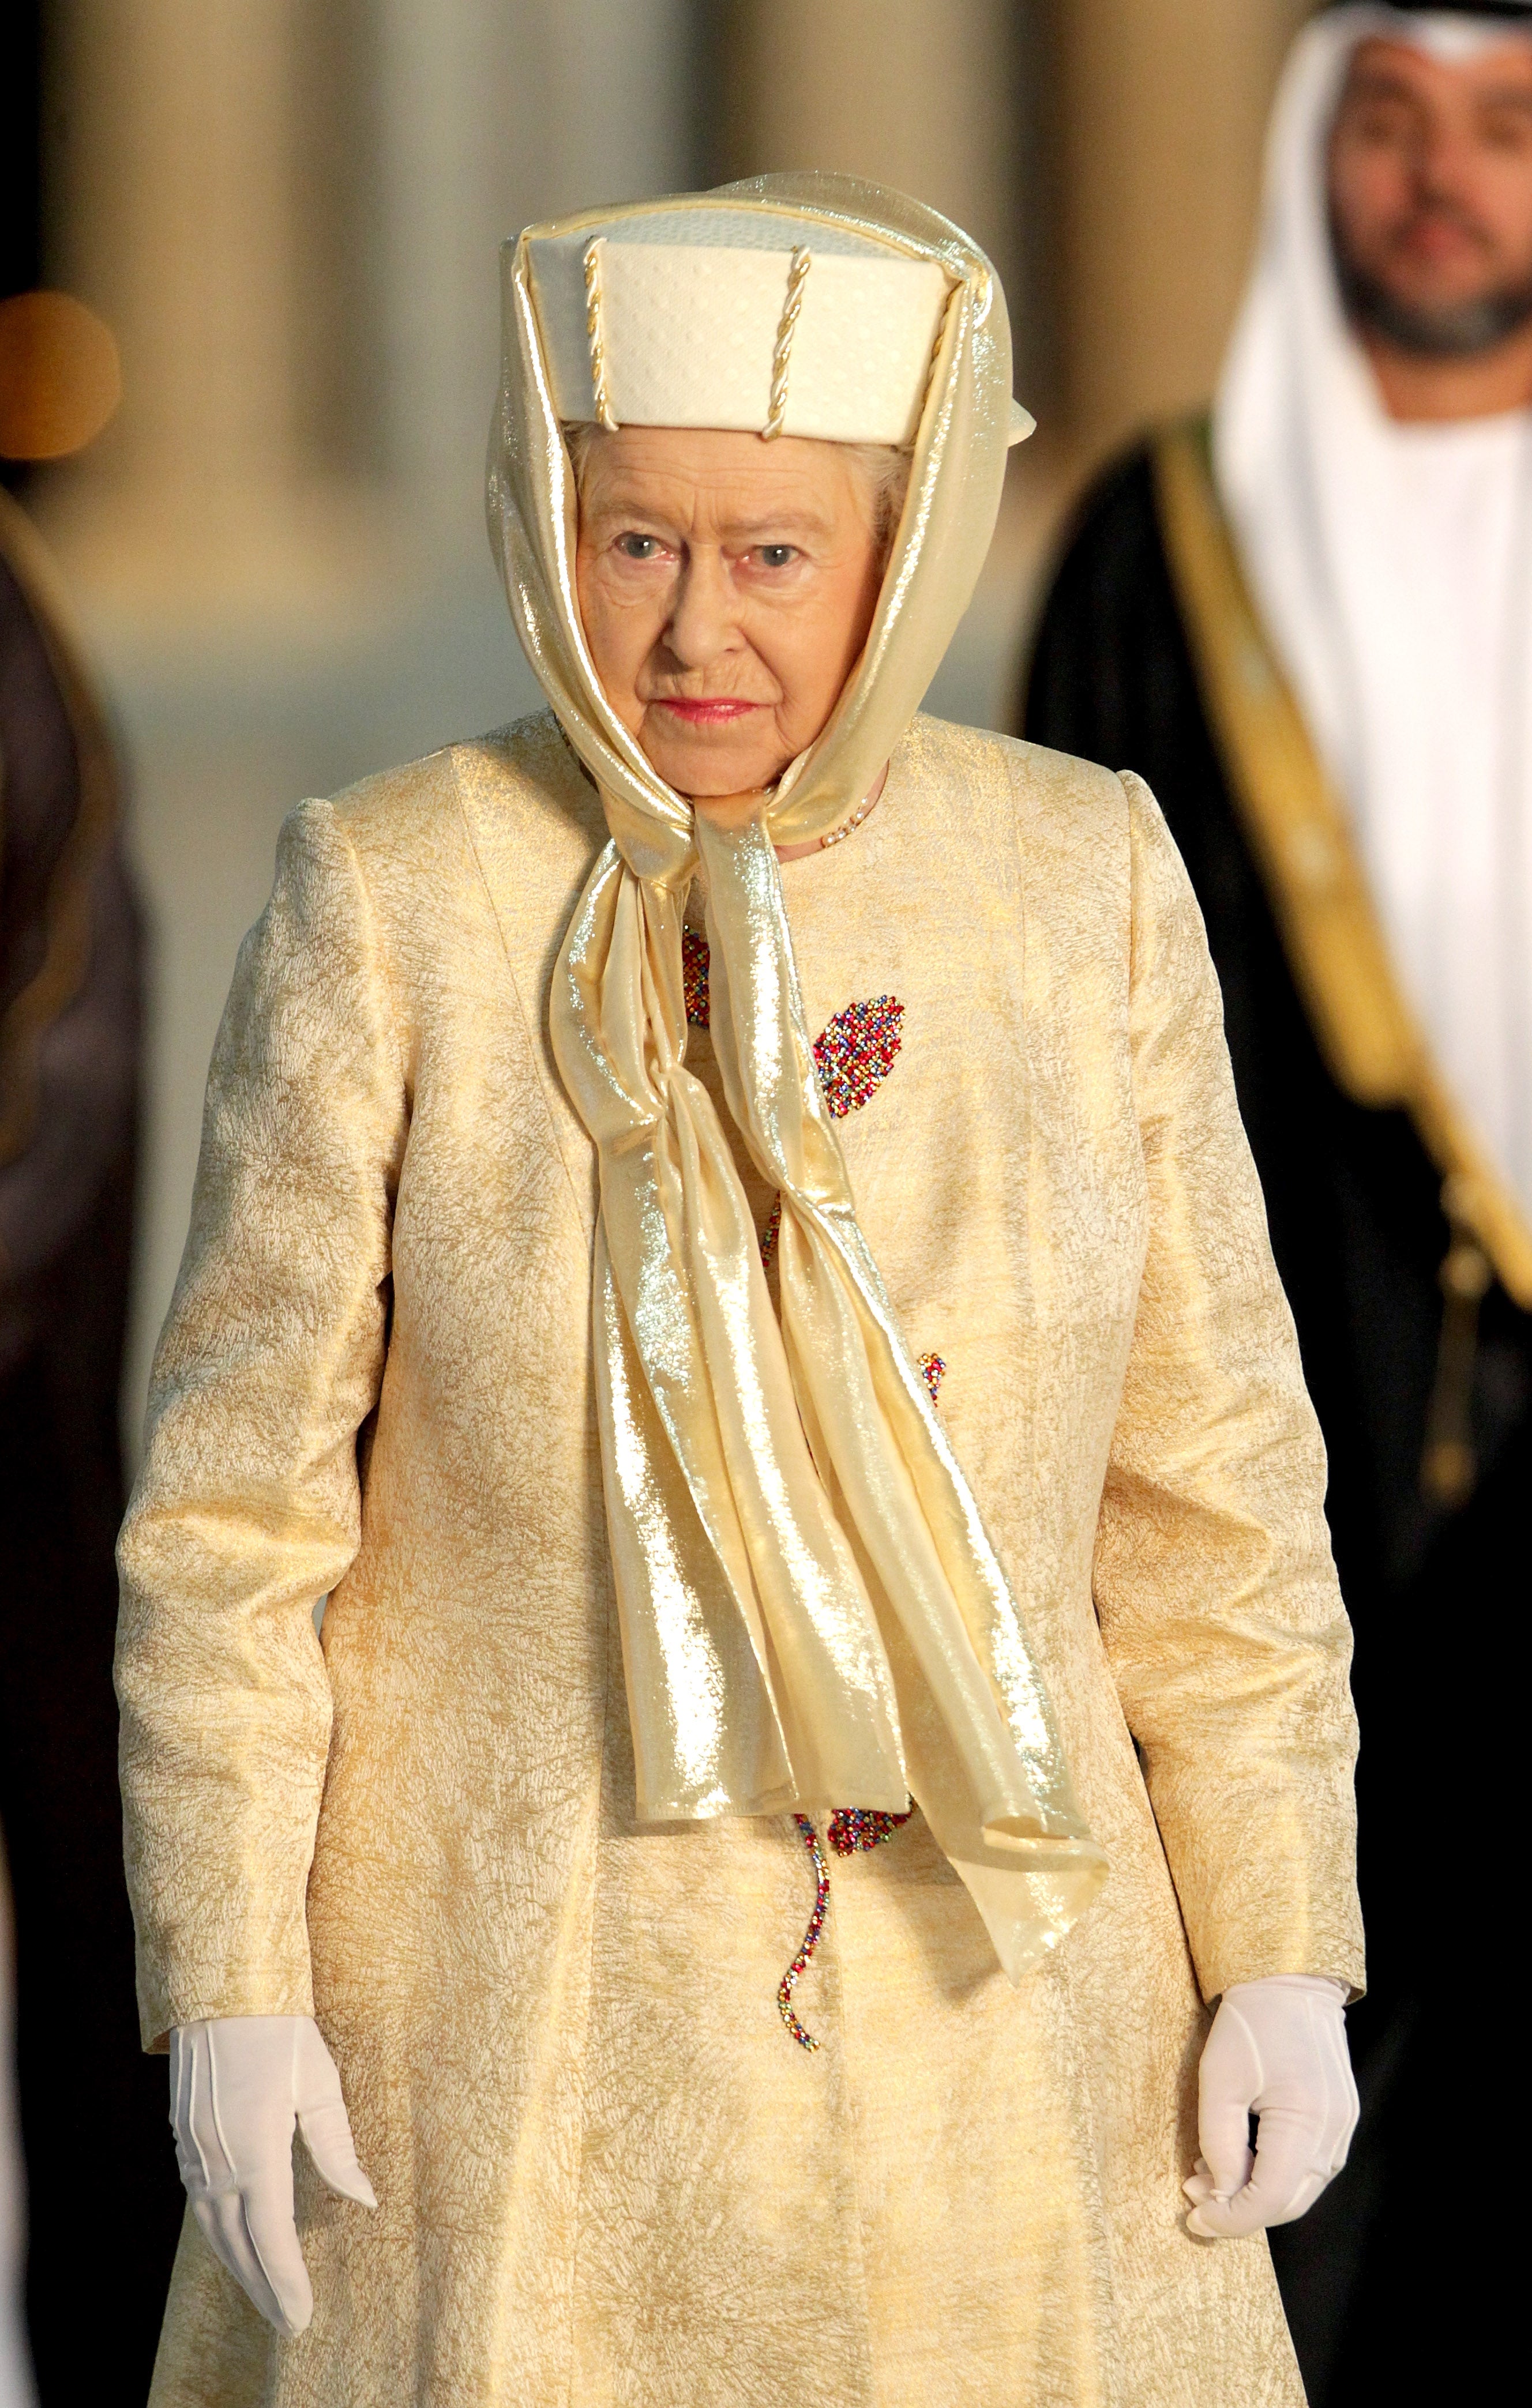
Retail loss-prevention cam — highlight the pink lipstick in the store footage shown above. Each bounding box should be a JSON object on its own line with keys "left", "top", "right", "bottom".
{"left": 654, "top": 698, "right": 762, "bottom": 724}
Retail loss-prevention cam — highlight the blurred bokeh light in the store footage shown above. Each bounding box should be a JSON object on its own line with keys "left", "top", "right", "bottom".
{"left": 0, "top": 292, "right": 120, "bottom": 460}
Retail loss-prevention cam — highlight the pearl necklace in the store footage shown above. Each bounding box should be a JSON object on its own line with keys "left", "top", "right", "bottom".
{"left": 819, "top": 788, "right": 881, "bottom": 849}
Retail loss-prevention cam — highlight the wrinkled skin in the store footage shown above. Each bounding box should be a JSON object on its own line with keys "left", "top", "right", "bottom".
{"left": 573, "top": 426, "right": 884, "bottom": 826}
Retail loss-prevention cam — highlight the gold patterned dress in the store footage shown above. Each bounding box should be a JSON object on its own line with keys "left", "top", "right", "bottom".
{"left": 118, "top": 708, "right": 1362, "bottom": 2408}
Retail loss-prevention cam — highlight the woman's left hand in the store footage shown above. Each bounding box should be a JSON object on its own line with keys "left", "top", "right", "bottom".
{"left": 1184, "top": 1975, "right": 1358, "bottom": 2237}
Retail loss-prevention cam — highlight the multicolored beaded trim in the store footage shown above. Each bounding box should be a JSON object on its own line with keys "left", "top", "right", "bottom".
{"left": 778, "top": 1815, "right": 831, "bottom": 2050}
{"left": 918, "top": 1351, "right": 946, "bottom": 1406}
{"left": 760, "top": 1193, "right": 782, "bottom": 1270}
{"left": 827, "top": 1805, "right": 914, "bottom": 1854}
{"left": 777, "top": 1801, "right": 915, "bottom": 2049}
{"left": 682, "top": 924, "right": 711, "bottom": 1028}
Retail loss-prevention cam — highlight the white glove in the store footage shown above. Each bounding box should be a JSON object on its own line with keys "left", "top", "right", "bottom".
{"left": 170, "top": 2015, "right": 376, "bottom": 2336}
{"left": 1184, "top": 1974, "right": 1357, "bottom": 2238}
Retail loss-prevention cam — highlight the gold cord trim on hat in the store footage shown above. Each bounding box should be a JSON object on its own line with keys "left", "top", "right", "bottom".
{"left": 928, "top": 281, "right": 960, "bottom": 384}
{"left": 762, "top": 247, "right": 812, "bottom": 440}
{"left": 582, "top": 238, "right": 619, "bottom": 433}
{"left": 911, "top": 281, "right": 962, "bottom": 448}
{"left": 1151, "top": 413, "right": 1532, "bottom": 1318}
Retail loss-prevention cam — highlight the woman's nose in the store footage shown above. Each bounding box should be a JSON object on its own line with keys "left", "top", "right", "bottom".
{"left": 665, "top": 548, "right": 739, "bottom": 668}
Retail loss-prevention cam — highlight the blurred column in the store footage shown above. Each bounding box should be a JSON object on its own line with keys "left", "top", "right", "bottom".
{"left": 701, "top": 0, "right": 1044, "bottom": 393}
{"left": 45, "top": 0, "right": 306, "bottom": 581}
{"left": 1053, "top": 0, "right": 1312, "bottom": 460}
{"left": 700, "top": 0, "right": 1048, "bottom": 732}
{"left": 46, "top": 0, "right": 700, "bottom": 595}
{"left": 373, "top": 0, "right": 697, "bottom": 570}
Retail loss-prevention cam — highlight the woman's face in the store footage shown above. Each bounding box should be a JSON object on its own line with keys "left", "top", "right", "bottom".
{"left": 573, "top": 425, "right": 885, "bottom": 800}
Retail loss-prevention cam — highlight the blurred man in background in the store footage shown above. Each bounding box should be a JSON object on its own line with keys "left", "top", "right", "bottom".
{"left": 1, "top": 296, "right": 182, "bottom": 2399}
{"left": 1024, "top": 3, "right": 1532, "bottom": 2398}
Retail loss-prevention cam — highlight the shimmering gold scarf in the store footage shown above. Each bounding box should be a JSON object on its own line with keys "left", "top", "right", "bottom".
{"left": 488, "top": 174, "right": 1106, "bottom": 1979}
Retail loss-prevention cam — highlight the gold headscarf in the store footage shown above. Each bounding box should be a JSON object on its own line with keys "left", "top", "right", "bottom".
{"left": 487, "top": 173, "right": 1105, "bottom": 1981}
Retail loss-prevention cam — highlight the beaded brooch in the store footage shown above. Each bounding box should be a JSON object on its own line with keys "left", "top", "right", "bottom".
{"left": 828, "top": 1806, "right": 915, "bottom": 1854}
{"left": 681, "top": 934, "right": 906, "bottom": 1124}
{"left": 813, "top": 995, "right": 904, "bottom": 1119}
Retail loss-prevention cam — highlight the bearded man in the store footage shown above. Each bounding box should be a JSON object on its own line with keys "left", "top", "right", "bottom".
{"left": 1024, "top": 7, "right": 1532, "bottom": 2398}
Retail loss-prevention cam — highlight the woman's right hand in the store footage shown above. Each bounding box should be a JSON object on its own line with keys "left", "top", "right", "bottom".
{"left": 169, "top": 2015, "right": 376, "bottom": 2336}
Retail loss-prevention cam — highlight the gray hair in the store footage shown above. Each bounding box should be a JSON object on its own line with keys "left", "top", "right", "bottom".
{"left": 562, "top": 423, "right": 912, "bottom": 564}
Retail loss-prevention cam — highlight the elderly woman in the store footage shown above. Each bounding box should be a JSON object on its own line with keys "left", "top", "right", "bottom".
{"left": 117, "top": 178, "right": 1362, "bottom": 2408}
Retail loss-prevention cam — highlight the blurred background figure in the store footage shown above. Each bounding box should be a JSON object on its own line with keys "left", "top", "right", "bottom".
{"left": 1025, "top": 2, "right": 1532, "bottom": 2399}
{"left": 1, "top": 269, "right": 183, "bottom": 2408}
{"left": 2, "top": 41, "right": 180, "bottom": 2408}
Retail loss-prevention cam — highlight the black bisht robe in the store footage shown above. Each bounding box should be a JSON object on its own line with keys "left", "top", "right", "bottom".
{"left": 1023, "top": 428, "right": 1526, "bottom": 2407}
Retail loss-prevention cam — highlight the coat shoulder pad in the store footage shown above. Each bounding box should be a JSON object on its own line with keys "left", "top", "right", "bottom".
{"left": 322, "top": 709, "right": 600, "bottom": 866}
{"left": 907, "top": 714, "right": 1131, "bottom": 852}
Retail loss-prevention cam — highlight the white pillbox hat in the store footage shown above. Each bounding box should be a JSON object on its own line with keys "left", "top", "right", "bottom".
{"left": 527, "top": 206, "right": 957, "bottom": 447}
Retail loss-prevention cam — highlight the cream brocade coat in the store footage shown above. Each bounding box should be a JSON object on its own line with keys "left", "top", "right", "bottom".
{"left": 118, "top": 711, "right": 1362, "bottom": 2408}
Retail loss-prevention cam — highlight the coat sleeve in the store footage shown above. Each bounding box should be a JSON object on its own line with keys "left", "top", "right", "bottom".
{"left": 1092, "top": 770, "right": 1364, "bottom": 2003}
{"left": 116, "top": 799, "right": 406, "bottom": 2049}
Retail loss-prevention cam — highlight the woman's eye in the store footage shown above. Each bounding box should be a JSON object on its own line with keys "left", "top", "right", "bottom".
{"left": 756, "top": 544, "right": 798, "bottom": 570}
{"left": 616, "top": 533, "right": 662, "bottom": 561}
